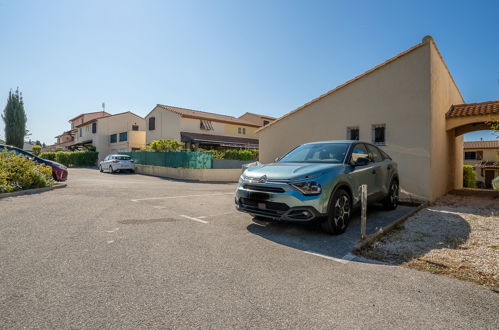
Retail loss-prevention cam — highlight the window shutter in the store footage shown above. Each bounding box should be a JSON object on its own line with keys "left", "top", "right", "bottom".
{"left": 477, "top": 151, "right": 483, "bottom": 160}
{"left": 149, "top": 117, "right": 155, "bottom": 130}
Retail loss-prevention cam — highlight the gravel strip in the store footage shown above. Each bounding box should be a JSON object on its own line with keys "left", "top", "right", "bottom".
{"left": 360, "top": 194, "right": 498, "bottom": 292}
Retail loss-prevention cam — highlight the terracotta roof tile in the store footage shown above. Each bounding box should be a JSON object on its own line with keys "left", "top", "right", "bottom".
{"left": 463, "top": 140, "right": 499, "bottom": 149}
{"left": 446, "top": 101, "right": 499, "bottom": 118}
{"left": 157, "top": 104, "right": 260, "bottom": 127}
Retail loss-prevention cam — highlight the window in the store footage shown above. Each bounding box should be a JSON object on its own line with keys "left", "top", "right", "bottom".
{"left": 347, "top": 127, "right": 359, "bottom": 140}
{"left": 92, "top": 122, "right": 97, "bottom": 134}
{"left": 279, "top": 143, "right": 349, "bottom": 163}
{"left": 110, "top": 134, "right": 117, "bottom": 143}
{"left": 132, "top": 124, "right": 139, "bottom": 131}
{"left": 200, "top": 120, "right": 214, "bottom": 130}
{"left": 372, "top": 124, "right": 386, "bottom": 145}
{"left": 350, "top": 144, "right": 370, "bottom": 163}
{"left": 86, "top": 125, "right": 90, "bottom": 132}
{"left": 238, "top": 127, "right": 246, "bottom": 134}
{"left": 79, "top": 128, "right": 82, "bottom": 137}
{"left": 464, "top": 151, "right": 482, "bottom": 160}
{"left": 366, "top": 144, "right": 383, "bottom": 163}
{"left": 119, "top": 132, "right": 128, "bottom": 142}
{"left": 263, "top": 120, "right": 270, "bottom": 126}
{"left": 149, "top": 117, "right": 155, "bottom": 130}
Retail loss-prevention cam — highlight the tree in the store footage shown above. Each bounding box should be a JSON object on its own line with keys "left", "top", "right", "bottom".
{"left": 2, "top": 89, "right": 27, "bottom": 148}
{"left": 32, "top": 145, "right": 41, "bottom": 155}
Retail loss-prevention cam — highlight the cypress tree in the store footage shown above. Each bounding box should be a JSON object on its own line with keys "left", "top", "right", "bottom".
{"left": 2, "top": 88, "right": 27, "bottom": 148}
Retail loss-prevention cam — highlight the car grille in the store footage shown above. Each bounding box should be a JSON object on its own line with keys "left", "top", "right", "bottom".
{"left": 240, "top": 198, "right": 290, "bottom": 212}
{"left": 243, "top": 184, "right": 285, "bottom": 193}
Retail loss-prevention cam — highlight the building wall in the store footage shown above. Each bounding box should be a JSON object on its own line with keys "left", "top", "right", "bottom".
{"left": 259, "top": 42, "right": 433, "bottom": 200}
{"left": 70, "top": 112, "right": 108, "bottom": 129}
{"left": 428, "top": 40, "right": 465, "bottom": 199}
{"left": 239, "top": 113, "right": 274, "bottom": 126}
{"left": 145, "top": 106, "right": 182, "bottom": 144}
{"left": 181, "top": 117, "right": 226, "bottom": 136}
{"left": 93, "top": 113, "right": 146, "bottom": 161}
{"left": 223, "top": 123, "right": 258, "bottom": 139}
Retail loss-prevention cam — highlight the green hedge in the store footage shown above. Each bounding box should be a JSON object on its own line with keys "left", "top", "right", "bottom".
{"left": 40, "top": 151, "right": 98, "bottom": 167}
{"left": 197, "top": 148, "right": 258, "bottom": 161}
{"left": 0, "top": 150, "right": 54, "bottom": 193}
{"left": 463, "top": 165, "right": 476, "bottom": 188}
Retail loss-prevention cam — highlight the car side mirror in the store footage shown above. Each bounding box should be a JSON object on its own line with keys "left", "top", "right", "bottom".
{"left": 274, "top": 157, "right": 280, "bottom": 163}
{"left": 353, "top": 157, "right": 370, "bottom": 167}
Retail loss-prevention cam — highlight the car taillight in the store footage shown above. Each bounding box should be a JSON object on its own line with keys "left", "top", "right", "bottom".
{"left": 112, "top": 160, "right": 119, "bottom": 163}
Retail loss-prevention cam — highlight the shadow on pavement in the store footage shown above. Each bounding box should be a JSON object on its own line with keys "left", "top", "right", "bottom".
{"left": 247, "top": 204, "right": 417, "bottom": 261}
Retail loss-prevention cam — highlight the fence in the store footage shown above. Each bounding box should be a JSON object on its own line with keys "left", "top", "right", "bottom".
{"left": 122, "top": 151, "right": 212, "bottom": 169}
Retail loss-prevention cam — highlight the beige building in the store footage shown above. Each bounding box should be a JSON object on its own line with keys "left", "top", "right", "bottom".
{"left": 74, "top": 111, "right": 146, "bottom": 161}
{"left": 145, "top": 104, "right": 274, "bottom": 149}
{"left": 257, "top": 36, "right": 499, "bottom": 201}
{"left": 463, "top": 140, "right": 499, "bottom": 188}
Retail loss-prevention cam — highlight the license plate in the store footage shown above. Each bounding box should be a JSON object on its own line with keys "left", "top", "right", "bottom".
{"left": 248, "top": 192, "right": 270, "bottom": 200}
{"left": 257, "top": 203, "right": 266, "bottom": 210}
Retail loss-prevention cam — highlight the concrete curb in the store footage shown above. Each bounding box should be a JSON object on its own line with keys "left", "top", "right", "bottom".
{"left": 352, "top": 202, "right": 431, "bottom": 253}
{"left": 0, "top": 183, "right": 67, "bottom": 199}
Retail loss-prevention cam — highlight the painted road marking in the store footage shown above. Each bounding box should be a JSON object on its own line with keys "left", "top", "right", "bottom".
{"left": 107, "top": 240, "right": 114, "bottom": 244}
{"left": 179, "top": 215, "right": 209, "bottom": 224}
{"left": 105, "top": 228, "right": 120, "bottom": 233}
{"left": 198, "top": 211, "right": 239, "bottom": 219}
{"left": 131, "top": 192, "right": 233, "bottom": 202}
{"left": 303, "top": 251, "right": 350, "bottom": 264}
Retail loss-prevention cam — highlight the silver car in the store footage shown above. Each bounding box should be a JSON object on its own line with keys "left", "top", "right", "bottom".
{"left": 235, "top": 141, "right": 399, "bottom": 234}
{"left": 99, "top": 154, "right": 135, "bottom": 173}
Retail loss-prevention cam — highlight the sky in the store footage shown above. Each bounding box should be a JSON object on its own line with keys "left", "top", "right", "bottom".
{"left": 0, "top": 0, "right": 498, "bottom": 144}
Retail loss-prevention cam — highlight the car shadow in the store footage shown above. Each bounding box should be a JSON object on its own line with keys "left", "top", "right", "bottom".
{"left": 247, "top": 204, "right": 421, "bottom": 262}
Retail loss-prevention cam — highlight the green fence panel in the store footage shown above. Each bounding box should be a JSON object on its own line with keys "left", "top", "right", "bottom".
{"left": 122, "top": 151, "right": 212, "bottom": 169}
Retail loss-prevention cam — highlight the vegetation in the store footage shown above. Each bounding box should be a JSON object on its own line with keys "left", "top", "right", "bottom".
{"left": 2, "top": 89, "right": 27, "bottom": 148}
{"left": 197, "top": 148, "right": 258, "bottom": 161}
{"left": 32, "top": 145, "right": 41, "bottom": 155}
{"left": 149, "top": 139, "right": 185, "bottom": 152}
{"left": 463, "top": 165, "right": 476, "bottom": 188}
{"left": 40, "top": 150, "right": 98, "bottom": 167}
{"left": 0, "top": 150, "right": 53, "bottom": 193}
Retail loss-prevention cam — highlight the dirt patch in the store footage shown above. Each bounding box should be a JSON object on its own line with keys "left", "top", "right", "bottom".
{"left": 359, "top": 194, "right": 498, "bottom": 292}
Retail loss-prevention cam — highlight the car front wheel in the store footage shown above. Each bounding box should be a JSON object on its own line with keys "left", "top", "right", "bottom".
{"left": 99, "top": 165, "right": 103, "bottom": 172}
{"left": 109, "top": 165, "right": 114, "bottom": 174}
{"left": 321, "top": 189, "right": 351, "bottom": 235}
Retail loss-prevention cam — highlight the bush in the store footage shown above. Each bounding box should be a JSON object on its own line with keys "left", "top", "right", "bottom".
{"left": 463, "top": 165, "right": 476, "bottom": 188}
{"left": 0, "top": 150, "right": 54, "bottom": 193}
{"left": 32, "top": 145, "right": 41, "bottom": 155}
{"left": 195, "top": 148, "right": 258, "bottom": 161}
{"left": 39, "top": 151, "right": 98, "bottom": 167}
{"left": 149, "top": 139, "right": 184, "bottom": 152}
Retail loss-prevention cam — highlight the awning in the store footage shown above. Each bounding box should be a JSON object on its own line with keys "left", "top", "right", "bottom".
{"left": 181, "top": 132, "right": 258, "bottom": 148}
{"left": 68, "top": 140, "right": 92, "bottom": 150}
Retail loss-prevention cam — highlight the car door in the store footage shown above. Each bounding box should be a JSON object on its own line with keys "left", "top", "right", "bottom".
{"left": 103, "top": 156, "right": 110, "bottom": 170}
{"left": 366, "top": 144, "right": 388, "bottom": 200}
{"left": 348, "top": 143, "right": 377, "bottom": 201}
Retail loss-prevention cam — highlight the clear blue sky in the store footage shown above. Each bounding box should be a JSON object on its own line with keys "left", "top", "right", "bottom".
{"left": 0, "top": 0, "right": 498, "bottom": 144}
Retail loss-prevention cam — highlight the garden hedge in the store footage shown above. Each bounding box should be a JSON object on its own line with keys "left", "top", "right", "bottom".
{"left": 40, "top": 151, "right": 98, "bottom": 167}
{"left": 463, "top": 165, "right": 476, "bottom": 188}
{"left": 0, "top": 150, "right": 53, "bottom": 193}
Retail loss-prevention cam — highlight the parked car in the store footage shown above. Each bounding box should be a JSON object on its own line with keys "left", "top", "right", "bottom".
{"left": 235, "top": 140, "right": 399, "bottom": 234}
{"left": 99, "top": 154, "right": 135, "bottom": 173}
{"left": 0, "top": 144, "right": 68, "bottom": 181}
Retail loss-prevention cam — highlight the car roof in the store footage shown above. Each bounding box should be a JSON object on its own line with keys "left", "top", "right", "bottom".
{"left": 302, "top": 140, "right": 372, "bottom": 145}
{"left": 108, "top": 154, "right": 131, "bottom": 157}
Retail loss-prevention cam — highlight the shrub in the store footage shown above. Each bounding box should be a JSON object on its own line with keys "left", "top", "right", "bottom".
{"left": 463, "top": 165, "right": 476, "bottom": 188}
{"left": 194, "top": 148, "right": 259, "bottom": 161}
{"left": 149, "top": 139, "right": 185, "bottom": 152}
{"left": 0, "top": 150, "right": 54, "bottom": 193}
{"left": 32, "top": 145, "right": 41, "bottom": 155}
{"left": 39, "top": 150, "right": 98, "bottom": 167}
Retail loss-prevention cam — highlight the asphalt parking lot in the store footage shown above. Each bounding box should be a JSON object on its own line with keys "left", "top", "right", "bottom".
{"left": 1, "top": 169, "right": 498, "bottom": 328}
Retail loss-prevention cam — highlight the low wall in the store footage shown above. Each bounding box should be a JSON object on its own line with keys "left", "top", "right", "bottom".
{"left": 136, "top": 164, "right": 241, "bottom": 182}
{"left": 212, "top": 159, "right": 253, "bottom": 169}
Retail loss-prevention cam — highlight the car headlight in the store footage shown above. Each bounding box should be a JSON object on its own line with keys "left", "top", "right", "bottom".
{"left": 239, "top": 175, "right": 245, "bottom": 184}
{"left": 290, "top": 181, "right": 322, "bottom": 195}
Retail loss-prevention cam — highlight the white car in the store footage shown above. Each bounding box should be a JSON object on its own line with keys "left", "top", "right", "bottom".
{"left": 99, "top": 154, "right": 135, "bottom": 173}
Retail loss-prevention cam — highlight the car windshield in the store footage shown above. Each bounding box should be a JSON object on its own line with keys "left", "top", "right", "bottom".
{"left": 279, "top": 143, "right": 349, "bottom": 163}
{"left": 115, "top": 156, "right": 131, "bottom": 160}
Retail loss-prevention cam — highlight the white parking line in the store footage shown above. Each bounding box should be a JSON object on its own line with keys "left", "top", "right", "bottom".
{"left": 303, "top": 251, "right": 350, "bottom": 264}
{"left": 131, "top": 192, "right": 233, "bottom": 202}
{"left": 105, "top": 228, "right": 120, "bottom": 233}
{"left": 179, "top": 215, "right": 209, "bottom": 224}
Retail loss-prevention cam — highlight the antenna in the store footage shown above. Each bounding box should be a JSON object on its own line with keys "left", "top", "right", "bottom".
{"left": 102, "top": 102, "right": 105, "bottom": 112}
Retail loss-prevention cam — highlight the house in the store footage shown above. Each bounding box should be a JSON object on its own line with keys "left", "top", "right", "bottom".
{"left": 257, "top": 36, "right": 499, "bottom": 201}
{"left": 69, "top": 111, "right": 110, "bottom": 130}
{"left": 238, "top": 112, "right": 276, "bottom": 127}
{"left": 53, "top": 130, "right": 76, "bottom": 150}
{"left": 145, "top": 104, "right": 269, "bottom": 149}
{"left": 464, "top": 140, "right": 499, "bottom": 188}
{"left": 73, "top": 111, "right": 146, "bottom": 161}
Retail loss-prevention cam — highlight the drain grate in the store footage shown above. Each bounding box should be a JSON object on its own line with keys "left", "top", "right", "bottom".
{"left": 118, "top": 218, "right": 178, "bottom": 225}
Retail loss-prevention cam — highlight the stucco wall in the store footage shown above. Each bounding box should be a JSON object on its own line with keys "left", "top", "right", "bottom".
{"left": 259, "top": 42, "right": 432, "bottom": 200}
{"left": 145, "top": 106, "right": 182, "bottom": 144}
{"left": 429, "top": 40, "right": 465, "bottom": 199}
{"left": 136, "top": 164, "right": 241, "bottom": 182}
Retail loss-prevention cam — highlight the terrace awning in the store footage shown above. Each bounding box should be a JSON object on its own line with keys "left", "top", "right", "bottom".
{"left": 180, "top": 132, "right": 258, "bottom": 148}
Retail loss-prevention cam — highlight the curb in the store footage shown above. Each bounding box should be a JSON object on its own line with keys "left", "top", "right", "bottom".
{"left": 352, "top": 202, "right": 430, "bottom": 253}
{"left": 0, "top": 183, "right": 67, "bottom": 199}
